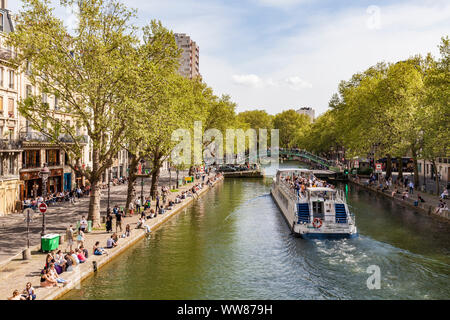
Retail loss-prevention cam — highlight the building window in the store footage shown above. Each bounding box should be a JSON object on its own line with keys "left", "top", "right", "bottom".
{"left": 0, "top": 12, "right": 3, "bottom": 32}
{"left": 26, "top": 61, "right": 32, "bottom": 75}
{"left": 9, "top": 155, "right": 14, "bottom": 175}
{"left": 46, "top": 149, "right": 60, "bottom": 166}
{"left": 8, "top": 70, "right": 14, "bottom": 89}
{"left": 8, "top": 98, "right": 14, "bottom": 118}
{"left": 0, "top": 68, "right": 3, "bottom": 87}
{"left": 23, "top": 150, "right": 41, "bottom": 169}
{"left": 54, "top": 96, "right": 59, "bottom": 110}
{"left": 26, "top": 85, "right": 32, "bottom": 98}
{"left": 0, "top": 96, "right": 3, "bottom": 116}
{"left": 42, "top": 93, "right": 48, "bottom": 105}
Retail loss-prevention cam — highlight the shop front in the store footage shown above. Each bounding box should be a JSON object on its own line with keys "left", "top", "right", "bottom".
{"left": 48, "top": 168, "right": 63, "bottom": 194}
{"left": 20, "top": 168, "right": 64, "bottom": 199}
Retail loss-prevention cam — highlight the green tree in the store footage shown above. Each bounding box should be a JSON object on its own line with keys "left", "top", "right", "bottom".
{"left": 8, "top": 0, "right": 139, "bottom": 227}
{"left": 273, "top": 109, "right": 311, "bottom": 148}
{"left": 122, "top": 20, "right": 181, "bottom": 213}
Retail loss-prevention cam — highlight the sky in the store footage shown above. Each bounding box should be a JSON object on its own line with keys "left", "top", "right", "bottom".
{"left": 8, "top": 0, "right": 450, "bottom": 116}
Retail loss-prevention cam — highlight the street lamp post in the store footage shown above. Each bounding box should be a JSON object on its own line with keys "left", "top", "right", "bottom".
{"left": 107, "top": 170, "right": 111, "bottom": 215}
{"left": 39, "top": 164, "right": 50, "bottom": 237}
{"left": 140, "top": 159, "right": 145, "bottom": 205}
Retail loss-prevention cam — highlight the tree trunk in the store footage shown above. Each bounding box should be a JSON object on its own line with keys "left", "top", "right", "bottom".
{"left": 411, "top": 149, "right": 419, "bottom": 189}
{"left": 88, "top": 179, "right": 101, "bottom": 228}
{"left": 397, "top": 157, "right": 403, "bottom": 180}
{"left": 150, "top": 165, "right": 161, "bottom": 200}
{"left": 386, "top": 154, "right": 392, "bottom": 180}
{"left": 125, "top": 154, "right": 139, "bottom": 214}
{"left": 88, "top": 149, "right": 101, "bottom": 228}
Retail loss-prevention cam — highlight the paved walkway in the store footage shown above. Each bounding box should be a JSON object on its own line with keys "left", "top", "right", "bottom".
{"left": 0, "top": 171, "right": 187, "bottom": 265}
{"left": 0, "top": 170, "right": 221, "bottom": 300}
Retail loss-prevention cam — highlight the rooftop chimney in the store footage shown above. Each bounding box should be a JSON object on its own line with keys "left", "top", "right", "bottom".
{"left": 1, "top": 0, "right": 7, "bottom": 10}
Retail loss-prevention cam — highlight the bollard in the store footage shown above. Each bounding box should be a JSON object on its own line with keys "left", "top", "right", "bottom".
{"left": 22, "top": 248, "right": 31, "bottom": 260}
{"left": 92, "top": 261, "right": 97, "bottom": 272}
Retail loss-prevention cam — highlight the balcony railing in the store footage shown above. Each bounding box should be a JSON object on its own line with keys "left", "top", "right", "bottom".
{"left": 0, "top": 139, "right": 22, "bottom": 150}
{"left": 0, "top": 47, "right": 17, "bottom": 61}
{"left": 21, "top": 163, "right": 40, "bottom": 169}
{"left": 20, "top": 132, "right": 88, "bottom": 144}
{"left": 20, "top": 132, "right": 50, "bottom": 142}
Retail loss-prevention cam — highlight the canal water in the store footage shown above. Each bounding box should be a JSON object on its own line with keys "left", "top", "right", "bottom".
{"left": 62, "top": 162, "right": 450, "bottom": 300}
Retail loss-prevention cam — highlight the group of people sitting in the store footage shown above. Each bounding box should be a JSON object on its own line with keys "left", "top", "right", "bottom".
{"left": 281, "top": 174, "right": 333, "bottom": 197}
{"left": 8, "top": 282, "right": 36, "bottom": 300}
{"left": 23, "top": 186, "right": 91, "bottom": 210}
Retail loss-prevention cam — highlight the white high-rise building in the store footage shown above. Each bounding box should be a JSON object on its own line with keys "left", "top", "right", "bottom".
{"left": 296, "top": 107, "right": 315, "bottom": 121}
{"left": 174, "top": 33, "right": 200, "bottom": 79}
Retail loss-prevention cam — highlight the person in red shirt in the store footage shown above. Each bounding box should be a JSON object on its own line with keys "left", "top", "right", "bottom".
{"left": 76, "top": 248, "right": 86, "bottom": 263}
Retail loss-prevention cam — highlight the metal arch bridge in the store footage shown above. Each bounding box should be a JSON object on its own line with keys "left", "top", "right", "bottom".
{"left": 267, "top": 149, "right": 341, "bottom": 173}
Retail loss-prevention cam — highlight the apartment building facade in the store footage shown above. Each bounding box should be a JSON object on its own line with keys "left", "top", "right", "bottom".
{"left": 0, "top": 2, "right": 22, "bottom": 215}
{"left": 174, "top": 33, "right": 200, "bottom": 79}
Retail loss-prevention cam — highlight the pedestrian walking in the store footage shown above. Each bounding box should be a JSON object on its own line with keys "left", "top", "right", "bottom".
{"left": 135, "top": 198, "right": 141, "bottom": 214}
{"left": 155, "top": 194, "right": 160, "bottom": 214}
{"left": 66, "top": 225, "right": 74, "bottom": 252}
{"left": 77, "top": 229, "right": 85, "bottom": 248}
{"left": 106, "top": 212, "right": 113, "bottom": 233}
{"left": 115, "top": 209, "right": 123, "bottom": 233}
{"left": 409, "top": 181, "right": 414, "bottom": 194}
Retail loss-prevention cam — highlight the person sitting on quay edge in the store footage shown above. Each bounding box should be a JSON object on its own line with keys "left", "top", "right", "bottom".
{"left": 93, "top": 241, "right": 108, "bottom": 256}
{"left": 417, "top": 194, "right": 426, "bottom": 203}
{"left": 40, "top": 269, "right": 58, "bottom": 288}
{"left": 79, "top": 245, "right": 89, "bottom": 259}
{"left": 124, "top": 224, "right": 131, "bottom": 237}
{"left": 64, "top": 253, "right": 75, "bottom": 271}
{"left": 49, "top": 263, "right": 67, "bottom": 284}
{"left": 76, "top": 248, "right": 87, "bottom": 263}
{"left": 21, "top": 282, "right": 36, "bottom": 300}
{"left": 70, "top": 249, "right": 80, "bottom": 265}
{"left": 54, "top": 250, "right": 66, "bottom": 273}
{"left": 106, "top": 234, "right": 118, "bottom": 248}
{"left": 8, "top": 290, "right": 23, "bottom": 300}
{"left": 441, "top": 189, "right": 449, "bottom": 200}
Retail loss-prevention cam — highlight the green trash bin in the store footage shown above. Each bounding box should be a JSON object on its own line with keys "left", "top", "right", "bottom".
{"left": 41, "top": 234, "right": 60, "bottom": 252}
{"left": 87, "top": 220, "right": 93, "bottom": 233}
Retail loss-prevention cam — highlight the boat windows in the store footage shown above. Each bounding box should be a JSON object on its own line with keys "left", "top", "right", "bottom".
{"left": 312, "top": 201, "right": 324, "bottom": 219}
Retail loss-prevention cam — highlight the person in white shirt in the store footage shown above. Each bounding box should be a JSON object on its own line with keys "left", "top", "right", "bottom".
{"left": 79, "top": 216, "right": 88, "bottom": 233}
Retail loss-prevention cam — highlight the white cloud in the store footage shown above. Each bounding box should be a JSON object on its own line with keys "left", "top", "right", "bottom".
{"left": 232, "top": 74, "right": 263, "bottom": 87}
{"left": 284, "top": 76, "right": 313, "bottom": 90}
{"left": 231, "top": 74, "right": 312, "bottom": 91}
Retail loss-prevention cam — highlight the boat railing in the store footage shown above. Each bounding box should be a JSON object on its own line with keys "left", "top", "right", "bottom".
{"left": 279, "top": 181, "right": 299, "bottom": 202}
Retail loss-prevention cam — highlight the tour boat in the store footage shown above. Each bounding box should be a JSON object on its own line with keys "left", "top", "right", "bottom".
{"left": 270, "top": 169, "right": 358, "bottom": 239}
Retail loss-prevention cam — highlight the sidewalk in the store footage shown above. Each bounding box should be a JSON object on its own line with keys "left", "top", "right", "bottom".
{"left": 350, "top": 176, "right": 449, "bottom": 221}
{"left": 0, "top": 172, "right": 220, "bottom": 300}
{"left": 0, "top": 170, "right": 188, "bottom": 267}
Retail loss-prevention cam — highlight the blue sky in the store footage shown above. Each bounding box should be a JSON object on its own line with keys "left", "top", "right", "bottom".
{"left": 9, "top": 0, "right": 450, "bottom": 116}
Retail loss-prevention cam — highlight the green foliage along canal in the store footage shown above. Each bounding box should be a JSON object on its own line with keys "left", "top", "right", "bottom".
{"left": 62, "top": 163, "right": 450, "bottom": 299}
